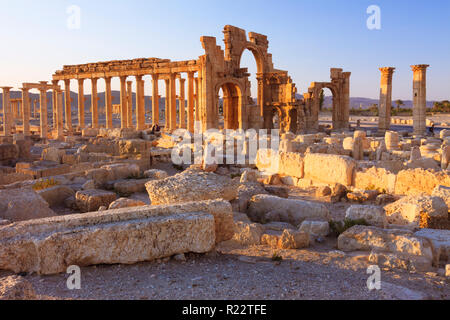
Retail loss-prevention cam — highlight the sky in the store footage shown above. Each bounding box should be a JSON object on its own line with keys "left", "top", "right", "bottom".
{"left": 0, "top": 0, "right": 449, "bottom": 101}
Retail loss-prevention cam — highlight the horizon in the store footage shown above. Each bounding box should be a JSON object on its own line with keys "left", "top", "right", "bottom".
{"left": 1, "top": 0, "right": 450, "bottom": 101}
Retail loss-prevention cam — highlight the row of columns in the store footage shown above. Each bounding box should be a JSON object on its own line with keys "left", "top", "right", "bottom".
{"left": 378, "top": 64, "right": 429, "bottom": 136}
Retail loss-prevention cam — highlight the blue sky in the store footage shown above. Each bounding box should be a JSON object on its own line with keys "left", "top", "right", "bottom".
{"left": 0, "top": 0, "right": 449, "bottom": 100}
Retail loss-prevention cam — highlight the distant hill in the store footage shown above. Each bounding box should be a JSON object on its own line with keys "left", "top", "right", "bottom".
{"left": 0, "top": 91, "right": 437, "bottom": 112}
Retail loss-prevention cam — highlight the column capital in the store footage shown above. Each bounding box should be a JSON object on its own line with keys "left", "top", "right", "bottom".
{"left": 120, "top": 75, "right": 128, "bottom": 81}
{"left": 179, "top": 78, "right": 186, "bottom": 84}
{"left": 187, "top": 71, "right": 195, "bottom": 77}
{"left": 1, "top": 86, "right": 13, "bottom": 91}
{"left": 411, "top": 64, "right": 430, "bottom": 72}
{"left": 91, "top": 77, "right": 98, "bottom": 83}
{"left": 151, "top": 74, "right": 159, "bottom": 81}
{"left": 78, "top": 78, "right": 85, "bottom": 84}
{"left": 379, "top": 67, "right": 395, "bottom": 75}
{"left": 135, "top": 75, "right": 143, "bottom": 81}
{"left": 64, "top": 79, "right": 71, "bottom": 85}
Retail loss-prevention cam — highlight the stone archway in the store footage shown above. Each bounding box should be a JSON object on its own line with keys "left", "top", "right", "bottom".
{"left": 215, "top": 81, "right": 243, "bottom": 130}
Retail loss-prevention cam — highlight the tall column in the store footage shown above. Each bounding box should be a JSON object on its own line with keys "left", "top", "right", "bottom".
{"left": 64, "top": 79, "right": 72, "bottom": 133}
{"left": 164, "top": 78, "right": 170, "bottom": 129}
{"left": 411, "top": 65, "right": 429, "bottom": 136}
{"left": 52, "top": 81, "right": 58, "bottom": 128}
{"left": 136, "top": 75, "right": 145, "bottom": 130}
{"left": 104, "top": 77, "right": 113, "bottom": 129}
{"left": 120, "top": 76, "right": 128, "bottom": 129}
{"left": 187, "top": 72, "right": 195, "bottom": 133}
{"left": 151, "top": 74, "right": 159, "bottom": 126}
{"left": 77, "top": 79, "right": 85, "bottom": 129}
{"left": 169, "top": 73, "right": 177, "bottom": 131}
{"left": 91, "top": 78, "right": 99, "bottom": 128}
{"left": 55, "top": 89, "right": 64, "bottom": 140}
{"left": 39, "top": 82, "right": 48, "bottom": 139}
{"left": 21, "top": 88, "right": 30, "bottom": 136}
{"left": 378, "top": 67, "right": 395, "bottom": 133}
{"left": 126, "top": 81, "right": 133, "bottom": 128}
{"left": 179, "top": 78, "right": 186, "bottom": 129}
{"left": 194, "top": 78, "right": 200, "bottom": 122}
{"left": 1, "top": 87, "right": 12, "bottom": 136}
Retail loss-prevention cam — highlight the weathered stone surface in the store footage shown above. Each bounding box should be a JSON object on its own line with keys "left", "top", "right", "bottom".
{"left": 108, "top": 198, "right": 146, "bottom": 210}
{"left": 264, "top": 186, "right": 289, "bottom": 198}
{"left": 240, "top": 169, "right": 258, "bottom": 183}
{"left": 231, "top": 182, "right": 268, "bottom": 213}
{"left": 101, "top": 163, "right": 140, "bottom": 181}
{"left": 354, "top": 167, "right": 396, "bottom": 194}
{"left": 375, "top": 194, "right": 397, "bottom": 206}
{"left": 143, "top": 169, "right": 168, "bottom": 180}
{"left": 345, "top": 205, "right": 388, "bottom": 228}
{"left": 384, "top": 195, "right": 448, "bottom": 228}
{"left": 316, "top": 186, "right": 331, "bottom": 197}
{"left": 431, "top": 185, "right": 450, "bottom": 208}
{"left": 0, "top": 200, "right": 232, "bottom": 274}
{"left": 114, "top": 179, "right": 151, "bottom": 196}
{"left": 338, "top": 225, "right": 435, "bottom": 262}
{"left": 0, "top": 144, "right": 19, "bottom": 161}
{"left": 368, "top": 250, "right": 432, "bottom": 272}
{"left": 414, "top": 229, "right": 450, "bottom": 262}
{"left": 75, "top": 189, "right": 117, "bottom": 212}
{"left": 41, "top": 147, "right": 65, "bottom": 163}
{"left": 248, "top": 195, "right": 331, "bottom": 225}
{"left": 304, "top": 153, "right": 356, "bottom": 186}
{"left": 278, "top": 229, "right": 310, "bottom": 249}
{"left": 0, "top": 188, "right": 56, "bottom": 222}
{"left": 299, "top": 220, "right": 330, "bottom": 240}
{"left": 145, "top": 170, "right": 239, "bottom": 205}
{"left": 232, "top": 221, "right": 263, "bottom": 245}
{"left": 395, "top": 168, "right": 450, "bottom": 196}
{"left": 37, "top": 185, "right": 75, "bottom": 207}
{"left": 0, "top": 276, "right": 36, "bottom": 300}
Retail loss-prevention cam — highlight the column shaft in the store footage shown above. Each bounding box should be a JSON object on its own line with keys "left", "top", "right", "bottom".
{"left": 169, "top": 74, "right": 177, "bottom": 131}
{"left": 120, "top": 76, "right": 128, "bottom": 129}
{"left": 91, "top": 78, "right": 98, "bottom": 128}
{"left": 152, "top": 74, "right": 159, "bottom": 126}
{"left": 136, "top": 76, "right": 145, "bottom": 130}
{"left": 64, "top": 80, "right": 72, "bottom": 133}
{"left": 179, "top": 78, "right": 186, "bottom": 129}
{"left": 77, "top": 79, "right": 85, "bottom": 129}
{"left": 105, "top": 77, "right": 113, "bottom": 129}
{"left": 126, "top": 81, "right": 133, "bottom": 128}
{"left": 187, "top": 72, "right": 195, "bottom": 133}
{"left": 21, "top": 89, "right": 30, "bottom": 136}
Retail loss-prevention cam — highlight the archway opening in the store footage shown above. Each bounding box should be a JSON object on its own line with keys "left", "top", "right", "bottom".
{"left": 217, "top": 82, "right": 241, "bottom": 130}
{"left": 319, "top": 87, "right": 334, "bottom": 128}
{"left": 239, "top": 49, "right": 260, "bottom": 106}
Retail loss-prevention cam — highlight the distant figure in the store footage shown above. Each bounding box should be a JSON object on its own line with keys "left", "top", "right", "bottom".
{"left": 429, "top": 123, "right": 435, "bottom": 136}
{"left": 356, "top": 119, "right": 361, "bottom": 129}
{"left": 150, "top": 124, "right": 161, "bottom": 134}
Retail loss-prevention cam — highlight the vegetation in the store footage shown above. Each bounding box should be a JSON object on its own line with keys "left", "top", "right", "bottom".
{"left": 271, "top": 251, "right": 283, "bottom": 262}
{"left": 431, "top": 100, "right": 450, "bottom": 113}
{"left": 32, "top": 178, "right": 60, "bottom": 191}
{"left": 319, "top": 89, "right": 325, "bottom": 111}
{"left": 329, "top": 218, "right": 369, "bottom": 236}
{"left": 394, "top": 99, "right": 404, "bottom": 113}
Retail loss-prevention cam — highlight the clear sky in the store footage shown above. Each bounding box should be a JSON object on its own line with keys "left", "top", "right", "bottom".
{"left": 1, "top": 0, "right": 449, "bottom": 101}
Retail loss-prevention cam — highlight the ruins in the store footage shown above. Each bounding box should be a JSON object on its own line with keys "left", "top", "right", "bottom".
{"left": 0, "top": 25, "right": 449, "bottom": 300}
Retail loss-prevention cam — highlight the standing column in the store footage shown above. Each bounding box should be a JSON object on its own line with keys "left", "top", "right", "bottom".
{"left": 91, "top": 78, "right": 99, "bottom": 128}
{"left": 194, "top": 77, "right": 200, "bottom": 122}
{"left": 1, "top": 87, "right": 12, "bottom": 136}
{"left": 64, "top": 79, "right": 72, "bottom": 133}
{"left": 179, "top": 78, "right": 186, "bottom": 129}
{"left": 187, "top": 72, "right": 195, "bottom": 133}
{"left": 126, "top": 81, "right": 133, "bottom": 128}
{"left": 378, "top": 67, "right": 395, "bottom": 134}
{"left": 77, "top": 79, "right": 85, "bottom": 129}
{"left": 120, "top": 76, "right": 128, "bottom": 129}
{"left": 56, "top": 89, "right": 64, "bottom": 140}
{"left": 104, "top": 77, "right": 113, "bottom": 129}
{"left": 169, "top": 73, "right": 177, "bottom": 131}
{"left": 411, "top": 65, "right": 429, "bottom": 136}
{"left": 151, "top": 74, "right": 159, "bottom": 126}
{"left": 164, "top": 78, "right": 170, "bottom": 130}
{"left": 21, "top": 88, "right": 30, "bottom": 136}
{"left": 52, "top": 81, "right": 59, "bottom": 128}
{"left": 136, "top": 75, "right": 145, "bottom": 130}
{"left": 39, "top": 82, "right": 48, "bottom": 139}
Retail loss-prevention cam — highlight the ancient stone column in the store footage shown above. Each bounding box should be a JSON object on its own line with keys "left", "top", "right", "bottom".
{"left": 21, "top": 88, "right": 30, "bottom": 136}
{"left": 187, "top": 72, "right": 195, "bottom": 133}
{"left": 378, "top": 67, "right": 395, "bottom": 134}
{"left": 56, "top": 89, "right": 64, "bottom": 140}
{"left": 1, "top": 87, "right": 12, "bottom": 136}
{"left": 164, "top": 78, "right": 170, "bottom": 130}
{"left": 77, "top": 79, "right": 85, "bottom": 129}
{"left": 151, "top": 74, "right": 159, "bottom": 126}
{"left": 169, "top": 74, "right": 177, "bottom": 131}
{"left": 104, "top": 77, "right": 113, "bottom": 129}
{"left": 411, "top": 64, "right": 429, "bottom": 136}
{"left": 179, "top": 78, "right": 186, "bottom": 129}
{"left": 194, "top": 78, "right": 200, "bottom": 123}
{"left": 91, "top": 78, "right": 99, "bottom": 128}
{"left": 136, "top": 75, "right": 145, "bottom": 130}
{"left": 120, "top": 76, "right": 128, "bottom": 129}
{"left": 64, "top": 79, "right": 72, "bottom": 133}
{"left": 342, "top": 72, "right": 351, "bottom": 129}
{"left": 126, "top": 81, "right": 133, "bottom": 128}
{"left": 39, "top": 82, "right": 48, "bottom": 139}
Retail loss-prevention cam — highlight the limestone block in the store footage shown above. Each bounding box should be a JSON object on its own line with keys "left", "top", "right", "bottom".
{"left": 0, "top": 144, "right": 19, "bottom": 161}
{"left": 114, "top": 179, "right": 151, "bottom": 196}
{"left": 277, "top": 152, "right": 304, "bottom": 178}
{"left": 75, "top": 189, "right": 117, "bottom": 212}
{"left": 345, "top": 205, "right": 388, "bottom": 228}
{"left": 384, "top": 196, "right": 448, "bottom": 228}
{"left": 143, "top": 169, "right": 168, "bottom": 180}
{"left": 0, "top": 188, "right": 56, "bottom": 222}
{"left": 248, "top": 195, "right": 330, "bottom": 225}
{"left": 395, "top": 168, "right": 450, "bottom": 196}
{"left": 0, "top": 276, "right": 36, "bottom": 300}
{"left": 431, "top": 185, "right": 450, "bottom": 208}
{"left": 368, "top": 250, "right": 432, "bottom": 272}
{"left": 240, "top": 169, "right": 259, "bottom": 183}
{"left": 385, "top": 131, "right": 399, "bottom": 150}
{"left": 414, "top": 229, "right": 450, "bottom": 262}
{"left": 101, "top": 163, "right": 140, "bottom": 181}
{"left": 37, "top": 185, "right": 75, "bottom": 207}
{"left": 108, "top": 198, "right": 146, "bottom": 210}
{"left": 41, "top": 147, "right": 65, "bottom": 163}
{"left": 232, "top": 182, "right": 268, "bottom": 213}
{"left": 338, "top": 225, "right": 435, "bottom": 261}
{"left": 299, "top": 220, "right": 330, "bottom": 240}
{"left": 145, "top": 171, "right": 239, "bottom": 205}
{"left": 0, "top": 207, "right": 216, "bottom": 275}
{"left": 304, "top": 153, "right": 356, "bottom": 186}
{"left": 354, "top": 167, "right": 396, "bottom": 194}
{"left": 278, "top": 229, "right": 310, "bottom": 249}
{"left": 81, "top": 180, "right": 96, "bottom": 190}
{"left": 232, "top": 221, "right": 263, "bottom": 245}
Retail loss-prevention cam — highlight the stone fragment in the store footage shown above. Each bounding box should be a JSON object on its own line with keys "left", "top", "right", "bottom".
{"left": 75, "top": 189, "right": 117, "bottom": 212}
{"left": 0, "top": 276, "right": 36, "bottom": 300}
{"left": 108, "top": 198, "right": 146, "bottom": 210}
{"left": 299, "top": 220, "right": 330, "bottom": 241}
{"left": 37, "top": 185, "right": 75, "bottom": 207}
{"left": 143, "top": 169, "right": 169, "bottom": 180}
{"left": 304, "top": 153, "right": 355, "bottom": 186}
{"left": 278, "top": 230, "right": 309, "bottom": 249}
{"left": 345, "top": 205, "right": 388, "bottom": 228}
{"left": 232, "top": 221, "right": 263, "bottom": 245}
{"left": 316, "top": 186, "right": 332, "bottom": 197}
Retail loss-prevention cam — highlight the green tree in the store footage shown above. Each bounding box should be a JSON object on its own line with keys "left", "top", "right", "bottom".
{"left": 319, "top": 89, "right": 325, "bottom": 111}
{"left": 395, "top": 99, "right": 404, "bottom": 112}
